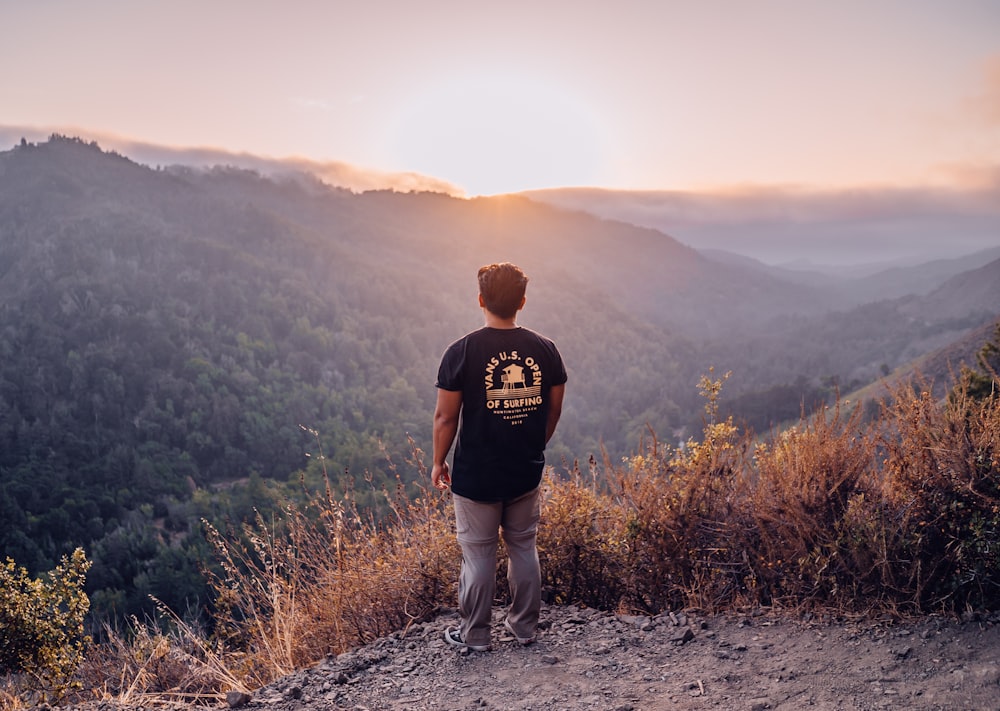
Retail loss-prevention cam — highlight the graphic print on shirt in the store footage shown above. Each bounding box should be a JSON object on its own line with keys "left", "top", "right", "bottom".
{"left": 483, "top": 349, "right": 543, "bottom": 426}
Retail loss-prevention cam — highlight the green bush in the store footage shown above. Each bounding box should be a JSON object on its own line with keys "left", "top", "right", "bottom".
{"left": 0, "top": 548, "right": 92, "bottom": 696}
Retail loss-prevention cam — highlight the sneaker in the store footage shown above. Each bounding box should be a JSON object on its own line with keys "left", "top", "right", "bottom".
{"left": 503, "top": 618, "right": 536, "bottom": 646}
{"left": 444, "top": 627, "right": 490, "bottom": 652}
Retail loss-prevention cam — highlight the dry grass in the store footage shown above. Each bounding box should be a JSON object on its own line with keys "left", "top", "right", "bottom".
{"left": 536, "top": 381, "right": 999, "bottom": 617}
{"left": 12, "top": 379, "right": 997, "bottom": 709}
{"left": 200, "top": 435, "right": 459, "bottom": 688}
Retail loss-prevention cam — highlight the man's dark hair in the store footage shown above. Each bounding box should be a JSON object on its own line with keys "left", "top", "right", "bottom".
{"left": 478, "top": 262, "right": 528, "bottom": 319}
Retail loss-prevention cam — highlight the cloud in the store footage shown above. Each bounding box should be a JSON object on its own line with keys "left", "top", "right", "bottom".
{"left": 0, "top": 124, "right": 463, "bottom": 196}
{"left": 545, "top": 179, "right": 1000, "bottom": 226}
{"left": 525, "top": 178, "right": 1000, "bottom": 267}
{"left": 281, "top": 155, "right": 462, "bottom": 194}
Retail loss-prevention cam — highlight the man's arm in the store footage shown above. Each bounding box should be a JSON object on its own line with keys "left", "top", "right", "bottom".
{"left": 545, "top": 383, "right": 565, "bottom": 444}
{"left": 432, "top": 388, "right": 463, "bottom": 490}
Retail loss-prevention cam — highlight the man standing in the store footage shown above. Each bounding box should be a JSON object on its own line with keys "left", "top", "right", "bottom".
{"left": 432, "top": 262, "right": 567, "bottom": 651}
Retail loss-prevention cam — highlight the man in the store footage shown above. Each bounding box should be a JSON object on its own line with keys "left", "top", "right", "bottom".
{"left": 432, "top": 262, "right": 567, "bottom": 652}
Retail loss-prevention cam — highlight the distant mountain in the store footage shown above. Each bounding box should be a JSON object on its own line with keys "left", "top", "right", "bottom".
{"left": 701, "top": 246, "right": 1000, "bottom": 304}
{"left": 900, "top": 257, "right": 1000, "bottom": 322}
{"left": 846, "top": 317, "right": 1000, "bottom": 404}
{"left": 523, "top": 186, "right": 1000, "bottom": 269}
{"left": 703, "top": 258, "right": 1000, "bottom": 418}
{"left": 698, "top": 248, "right": 845, "bottom": 287}
{"left": 329, "top": 194, "right": 835, "bottom": 340}
{"left": 818, "top": 248, "right": 1000, "bottom": 306}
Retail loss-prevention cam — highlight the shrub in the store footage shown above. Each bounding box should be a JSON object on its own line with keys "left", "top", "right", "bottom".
{"left": 535, "top": 370, "right": 1000, "bottom": 616}
{"left": 538, "top": 457, "right": 627, "bottom": 609}
{"left": 747, "top": 401, "right": 877, "bottom": 608}
{"left": 0, "top": 549, "right": 92, "bottom": 700}
{"left": 878, "top": 384, "right": 1000, "bottom": 610}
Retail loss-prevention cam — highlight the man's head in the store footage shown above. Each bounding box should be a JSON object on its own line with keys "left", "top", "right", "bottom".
{"left": 478, "top": 262, "right": 528, "bottom": 319}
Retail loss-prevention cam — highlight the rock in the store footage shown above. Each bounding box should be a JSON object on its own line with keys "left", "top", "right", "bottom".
{"left": 616, "top": 614, "right": 649, "bottom": 628}
{"left": 671, "top": 627, "right": 695, "bottom": 644}
{"left": 225, "top": 690, "right": 252, "bottom": 708}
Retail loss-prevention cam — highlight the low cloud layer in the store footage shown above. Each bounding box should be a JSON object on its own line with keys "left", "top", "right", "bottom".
{"left": 0, "top": 126, "right": 463, "bottom": 196}
{"left": 525, "top": 180, "right": 1000, "bottom": 268}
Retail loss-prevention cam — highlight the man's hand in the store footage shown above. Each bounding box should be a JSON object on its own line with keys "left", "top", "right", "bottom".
{"left": 431, "top": 461, "right": 452, "bottom": 491}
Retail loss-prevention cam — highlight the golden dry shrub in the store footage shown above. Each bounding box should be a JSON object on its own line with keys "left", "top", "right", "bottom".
{"left": 549, "top": 369, "right": 754, "bottom": 614}
{"left": 877, "top": 384, "right": 1000, "bottom": 610}
{"left": 537, "top": 461, "right": 628, "bottom": 609}
{"left": 614, "top": 417, "right": 750, "bottom": 612}
{"left": 746, "top": 402, "right": 877, "bottom": 608}
{"left": 0, "top": 549, "right": 91, "bottom": 702}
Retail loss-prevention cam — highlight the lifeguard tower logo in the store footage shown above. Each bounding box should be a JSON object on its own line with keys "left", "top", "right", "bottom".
{"left": 483, "top": 350, "right": 543, "bottom": 426}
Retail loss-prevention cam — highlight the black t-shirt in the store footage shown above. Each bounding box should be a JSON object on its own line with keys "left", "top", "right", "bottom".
{"left": 436, "top": 326, "right": 567, "bottom": 502}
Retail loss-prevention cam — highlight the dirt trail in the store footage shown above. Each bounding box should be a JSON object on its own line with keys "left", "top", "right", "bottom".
{"left": 215, "top": 605, "right": 1000, "bottom": 711}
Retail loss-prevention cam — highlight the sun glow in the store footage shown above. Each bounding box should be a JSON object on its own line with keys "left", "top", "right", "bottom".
{"left": 388, "top": 70, "right": 607, "bottom": 196}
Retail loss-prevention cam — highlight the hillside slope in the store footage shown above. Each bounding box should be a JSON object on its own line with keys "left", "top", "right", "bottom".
{"left": 2, "top": 135, "right": 997, "bottom": 622}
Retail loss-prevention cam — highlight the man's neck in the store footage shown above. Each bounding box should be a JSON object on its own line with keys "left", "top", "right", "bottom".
{"left": 483, "top": 311, "right": 518, "bottom": 329}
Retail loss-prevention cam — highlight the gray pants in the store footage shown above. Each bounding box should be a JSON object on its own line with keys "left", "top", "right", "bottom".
{"left": 453, "top": 487, "right": 541, "bottom": 647}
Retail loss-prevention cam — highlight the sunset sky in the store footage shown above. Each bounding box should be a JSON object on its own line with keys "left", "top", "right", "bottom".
{"left": 3, "top": 0, "right": 1000, "bottom": 197}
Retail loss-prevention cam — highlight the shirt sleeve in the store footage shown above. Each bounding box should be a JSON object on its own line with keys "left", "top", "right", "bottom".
{"left": 547, "top": 339, "right": 568, "bottom": 387}
{"left": 435, "top": 339, "right": 464, "bottom": 391}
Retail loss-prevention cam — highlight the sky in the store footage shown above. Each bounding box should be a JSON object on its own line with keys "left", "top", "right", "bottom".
{"left": 3, "top": 0, "right": 1000, "bottom": 198}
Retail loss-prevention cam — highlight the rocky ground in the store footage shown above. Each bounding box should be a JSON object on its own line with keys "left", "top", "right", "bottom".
{"left": 66, "top": 605, "right": 1000, "bottom": 711}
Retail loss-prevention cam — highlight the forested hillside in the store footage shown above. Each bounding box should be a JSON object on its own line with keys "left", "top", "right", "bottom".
{"left": 1, "top": 136, "right": 997, "bottom": 624}
{"left": 0, "top": 137, "right": 704, "bottom": 620}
